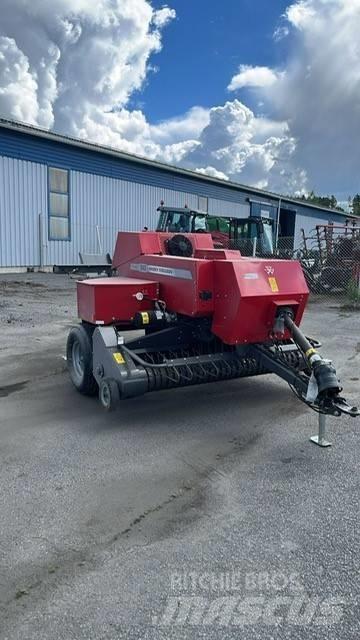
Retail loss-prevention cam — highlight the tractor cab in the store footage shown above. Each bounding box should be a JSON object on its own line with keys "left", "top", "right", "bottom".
{"left": 231, "top": 216, "right": 275, "bottom": 255}
{"left": 156, "top": 206, "right": 208, "bottom": 234}
{"left": 156, "top": 205, "right": 275, "bottom": 256}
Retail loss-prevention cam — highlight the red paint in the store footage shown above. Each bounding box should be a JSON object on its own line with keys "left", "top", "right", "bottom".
{"left": 77, "top": 277, "right": 159, "bottom": 325}
{"left": 112, "top": 232, "right": 162, "bottom": 269}
{"left": 118, "top": 253, "right": 214, "bottom": 317}
{"left": 77, "top": 232, "right": 309, "bottom": 344}
{"left": 211, "top": 259, "right": 308, "bottom": 344}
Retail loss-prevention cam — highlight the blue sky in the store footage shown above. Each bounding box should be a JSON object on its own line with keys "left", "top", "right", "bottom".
{"left": 0, "top": 0, "right": 359, "bottom": 199}
{"left": 140, "top": 0, "right": 291, "bottom": 122}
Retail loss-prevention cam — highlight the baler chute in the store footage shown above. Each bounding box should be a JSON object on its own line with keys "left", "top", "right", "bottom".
{"left": 67, "top": 231, "right": 358, "bottom": 443}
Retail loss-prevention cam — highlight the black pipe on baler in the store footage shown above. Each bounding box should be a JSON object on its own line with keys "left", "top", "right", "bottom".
{"left": 280, "top": 310, "right": 342, "bottom": 399}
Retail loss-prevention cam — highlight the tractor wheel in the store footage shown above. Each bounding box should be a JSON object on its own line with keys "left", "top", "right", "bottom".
{"left": 99, "top": 378, "right": 120, "bottom": 411}
{"left": 66, "top": 325, "right": 98, "bottom": 396}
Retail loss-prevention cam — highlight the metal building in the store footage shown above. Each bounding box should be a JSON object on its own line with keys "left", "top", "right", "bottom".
{"left": 0, "top": 118, "right": 354, "bottom": 269}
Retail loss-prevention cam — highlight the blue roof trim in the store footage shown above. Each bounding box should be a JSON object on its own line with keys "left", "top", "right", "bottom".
{"left": 0, "top": 127, "right": 246, "bottom": 202}
{"left": 0, "top": 126, "right": 350, "bottom": 222}
{"left": 0, "top": 127, "right": 259, "bottom": 206}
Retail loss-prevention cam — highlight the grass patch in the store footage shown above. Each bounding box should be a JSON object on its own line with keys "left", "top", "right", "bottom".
{"left": 342, "top": 279, "right": 360, "bottom": 310}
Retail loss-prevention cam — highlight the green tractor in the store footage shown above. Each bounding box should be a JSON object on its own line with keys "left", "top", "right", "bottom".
{"left": 156, "top": 205, "right": 275, "bottom": 256}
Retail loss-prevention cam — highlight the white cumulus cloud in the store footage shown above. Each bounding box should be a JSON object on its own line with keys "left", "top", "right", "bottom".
{"left": 0, "top": 0, "right": 176, "bottom": 134}
{"left": 0, "top": 0, "right": 303, "bottom": 192}
{"left": 225, "top": 0, "right": 360, "bottom": 196}
{"left": 177, "top": 100, "right": 306, "bottom": 193}
{"left": 228, "top": 65, "right": 283, "bottom": 91}
{"left": 286, "top": 0, "right": 317, "bottom": 28}
{"left": 266, "top": 0, "right": 360, "bottom": 196}
{"left": 195, "top": 166, "right": 230, "bottom": 181}
{"left": 152, "top": 6, "right": 176, "bottom": 28}
{"left": 0, "top": 37, "right": 39, "bottom": 125}
{"left": 0, "top": 0, "right": 359, "bottom": 196}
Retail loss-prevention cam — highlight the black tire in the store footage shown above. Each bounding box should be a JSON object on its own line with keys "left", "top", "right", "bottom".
{"left": 66, "top": 325, "right": 98, "bottom": 396}
{"left": 99, "top": 378, "right": 120, "bottom": 411}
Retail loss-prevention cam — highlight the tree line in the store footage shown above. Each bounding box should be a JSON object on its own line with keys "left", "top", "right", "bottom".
{"left": 293, "top": 191, "right": 360, "bottom": 216}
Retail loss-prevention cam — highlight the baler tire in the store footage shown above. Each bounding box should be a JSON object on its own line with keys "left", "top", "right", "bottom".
{"left": 66, "top": 326, "right": 98, "bottom": 396}
{"left": 99, "top": 378, "right": 120, "bottom": 412}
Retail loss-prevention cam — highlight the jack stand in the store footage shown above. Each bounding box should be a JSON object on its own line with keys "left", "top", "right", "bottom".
{"left": 310, "top": 413, "right": 332, "bottom": 447}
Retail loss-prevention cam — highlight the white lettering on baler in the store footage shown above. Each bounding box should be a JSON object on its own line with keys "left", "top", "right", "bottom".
{"left": 130, "top": 263, "right": 193, "bottom": 280}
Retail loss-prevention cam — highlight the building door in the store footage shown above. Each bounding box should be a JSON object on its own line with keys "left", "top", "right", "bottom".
{"left": 278, "top": 209, "right": 296, "bottom": 253}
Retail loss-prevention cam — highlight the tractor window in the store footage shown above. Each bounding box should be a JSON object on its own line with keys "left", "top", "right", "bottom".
{"left": 262, "top": 223, "right": 274, "bottom": 253}
{"left": 165, "top": 211, "right": 191, "bottom": 233}
{"left": 157, "top": 211, "right": 167, "bottom": 230}
{"left": 206, "top": 216, "right": 230, "bottom": 233}
{"left": 193, "top": 215, "right": 207, "bottom": 231}
{"left": 249, "top": 223, "right": 258, "bottom": 240}
{"left": 218, "top": 217, "right": 230, "bottom": 233}
{"left": 237, "top": 222, "right": 249, "bottom": 238}
{"left": 206, "top": 216, "right": 218, "bottom": 232}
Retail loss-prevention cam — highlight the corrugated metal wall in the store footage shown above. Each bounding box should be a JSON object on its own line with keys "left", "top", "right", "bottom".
{"left": 0, "top": 126, "right": 256, "bottom": 207}
{"left": 0, "top": 153, "right": 352, "bottom": 267}
{"left": 45, "top": 171, "right": 204, "bottom": 265}
{"left": 294, "top": 209, "right": 338, "bottom": 248}
{"left": 208, "top": 198, "right": 249, "bottom": 218}
{"left": 0, "top": 156, "right": 47, "bottom": 267}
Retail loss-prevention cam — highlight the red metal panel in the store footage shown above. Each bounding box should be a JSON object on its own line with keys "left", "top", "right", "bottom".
{"left": 77, "top": 277, "right": 159, "bottom": 325}
{"left": 113, "top": 231, "right": 214, "bottom": 270}
{"left": 212, "top": 259, "right": 309, "bottom": 344}
{"left": 112, "top": 232, "right": 162, "bottom": 269}
{"left": 194, "top": 248, "right": 240, "bottom": 260}
{"left": 118, "top": 255, "right": 214, "bottom": 316}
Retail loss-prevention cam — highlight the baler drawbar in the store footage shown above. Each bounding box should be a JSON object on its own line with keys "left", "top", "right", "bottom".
{"left": 67, "top": 231, "right": 358, "bottom": 434}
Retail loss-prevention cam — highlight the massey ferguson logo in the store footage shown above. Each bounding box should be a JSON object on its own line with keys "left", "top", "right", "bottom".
{"left": 265, "top": 265, "right": 275, "bottom": 276}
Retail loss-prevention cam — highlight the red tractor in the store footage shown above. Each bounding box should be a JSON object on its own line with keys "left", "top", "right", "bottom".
{"left": 66, "top": 230, "right": 358, "bottom": 441}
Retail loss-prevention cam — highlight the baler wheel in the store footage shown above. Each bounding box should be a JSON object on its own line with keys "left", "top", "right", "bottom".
{"left": 66, "top": 326, "right": 98, "bottom": 396}
{"left": 99, "top": 378, "right": 120, "bottom": 411}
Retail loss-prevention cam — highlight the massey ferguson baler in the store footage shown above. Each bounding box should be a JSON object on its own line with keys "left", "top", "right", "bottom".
{"left": 67, "top": 231, "right": 358, "bottom": 444}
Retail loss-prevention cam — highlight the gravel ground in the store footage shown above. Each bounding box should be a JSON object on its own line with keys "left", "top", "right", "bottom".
{"left": 0, "top": 273, "right": 359, "bottom": 639}
{"left": 0, "top": 273, "right": 76, "bottom": 386}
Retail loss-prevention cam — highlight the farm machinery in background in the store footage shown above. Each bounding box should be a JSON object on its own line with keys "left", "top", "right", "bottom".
{"left": 67, "top": 228, "right": 358, "bottom": 446}
{"left": 156, "top": 204, "right": 279, "bottom": 257}
{"left": 156, "top": 204, "right": 360, "bottom": 296}
{"left": 298, "top": 222, "right": 360, "bottom": 295}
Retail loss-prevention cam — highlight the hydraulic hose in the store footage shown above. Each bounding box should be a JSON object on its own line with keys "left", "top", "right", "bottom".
{"left": 282, "top": 311, "right": 341, "bottom": 398}
{"left": 283, "top": 313, "right": 315, "bottom": 360}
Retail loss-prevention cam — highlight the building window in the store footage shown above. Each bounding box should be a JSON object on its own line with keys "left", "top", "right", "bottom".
{"left": 198, "top": 196, "right": 208, "bottom": 212}
{"left": 48, "top": 167, "right": 70, "bottom": 240}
